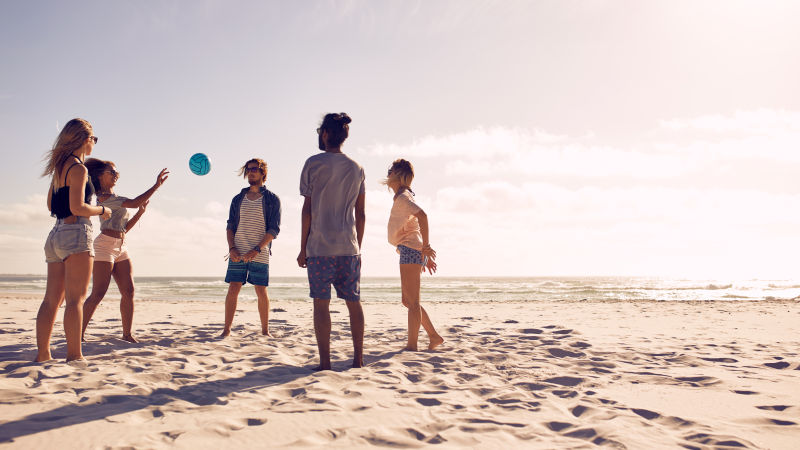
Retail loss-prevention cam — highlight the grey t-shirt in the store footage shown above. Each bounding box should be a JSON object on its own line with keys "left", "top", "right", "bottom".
{"left": 300, "top": 152, "right": 365, "bottom": 257}
{"left": 98, "top": 194, "right": 130, "bottom": 232}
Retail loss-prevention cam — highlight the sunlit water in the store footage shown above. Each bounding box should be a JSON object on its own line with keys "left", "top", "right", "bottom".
{"left": 1, "top": 276, "right": 798, "bottom": 303}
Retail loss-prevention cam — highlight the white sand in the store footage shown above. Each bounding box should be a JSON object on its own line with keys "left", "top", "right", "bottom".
{"left": 1, "top": 293, "right": 799, "bottom": 448}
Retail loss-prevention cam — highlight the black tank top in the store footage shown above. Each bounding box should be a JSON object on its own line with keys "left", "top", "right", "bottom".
{"left": 51, "top": 158, "right": 95, "bottom": 219}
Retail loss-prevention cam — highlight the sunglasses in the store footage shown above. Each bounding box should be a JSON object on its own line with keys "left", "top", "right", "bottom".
{"left": 104, "top": 169, "right": 119, "bottom": 177}
{"left": 90, "top": 136, "right": 98, "bottom": 144}
{"left": 245, "top": 167, "right": 262, "bottom": 173}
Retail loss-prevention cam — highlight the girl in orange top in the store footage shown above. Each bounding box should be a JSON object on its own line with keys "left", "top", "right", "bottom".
{"left": 384, "top": 159, "right": 443, "bottom": 351}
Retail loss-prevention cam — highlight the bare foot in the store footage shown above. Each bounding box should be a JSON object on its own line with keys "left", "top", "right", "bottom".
{"left": 313, "top": 364, "right": 332, "bottom": 371}
{"left": 219, "top": 329, "right": 231, "bottom": 338}
{"left": 66, "top": 355, "right": 85, "bottom": 362}
{"left": 403, "top": 345, "right": 419, "bottom": 352}
{"left": 352, "top": 359, "right": 364, "bottom": 368}
{"left": 261, "top": 329, "right": 274, "bottom": 337}
{"left": 34, "top": 354, "right": 52, "bottom": 363}
{"left": 428, "top": 335, "right": 444, "bottom": 350}
{"left": 122, "top": 334, "right": 139, "bottom": 343}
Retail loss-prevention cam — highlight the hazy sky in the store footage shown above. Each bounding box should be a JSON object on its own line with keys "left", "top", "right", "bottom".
{"left": 1, "top": 0, "right": 799, "bottom": 278}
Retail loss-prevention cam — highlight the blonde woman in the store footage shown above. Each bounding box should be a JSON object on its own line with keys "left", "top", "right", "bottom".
{"left": 37, "top": 118, "right": 111, "bottom": 362}
{"left": 384, "top": 159, "right": 443, "bottom": 351}
{"left": 81, "top": 158, "right": 168, "bottom": 343}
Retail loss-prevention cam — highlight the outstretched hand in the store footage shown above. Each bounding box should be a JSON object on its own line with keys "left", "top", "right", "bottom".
{"left": 154, "top": 168, "right": 169, "bottom": 188}
{"left": 138, "top": 199, "right": 149, "bottom": 214}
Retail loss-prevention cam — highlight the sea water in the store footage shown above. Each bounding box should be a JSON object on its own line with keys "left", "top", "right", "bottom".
{"left": 1, "top": 275, "right": 798, "bottom": 303}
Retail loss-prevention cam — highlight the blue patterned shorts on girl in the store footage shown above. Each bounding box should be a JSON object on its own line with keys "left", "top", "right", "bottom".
{"left": 306, "top": 255, "right": 361, "bottom": 301}
{"left": 398, "top": 245, "right": 426, "bottom": 266}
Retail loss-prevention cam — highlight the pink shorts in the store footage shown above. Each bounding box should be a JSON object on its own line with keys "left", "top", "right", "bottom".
{"left": 93, "top": 233, "right": 130, "bottom": 263}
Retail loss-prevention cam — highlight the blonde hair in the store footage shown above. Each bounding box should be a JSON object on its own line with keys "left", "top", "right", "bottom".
{"left": 383, "top": 158, "right": 414, "bottom": 189}
{"left": 238, "top": 158, "right": 268, "bottom": 181}
{"left": 41, "top": 118, "right": 93, "bottom": 180}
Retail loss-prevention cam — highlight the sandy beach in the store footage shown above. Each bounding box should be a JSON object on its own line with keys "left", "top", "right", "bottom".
{"left": 1, "top": 293, "right": 798, "bottom": 448}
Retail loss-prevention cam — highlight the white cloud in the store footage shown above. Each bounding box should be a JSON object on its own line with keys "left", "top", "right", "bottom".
{"left": 0, "top": 195, "right": 53, "bottom": 225}
{"left": 659, "top": 109, "right": 800, "bottom": 134}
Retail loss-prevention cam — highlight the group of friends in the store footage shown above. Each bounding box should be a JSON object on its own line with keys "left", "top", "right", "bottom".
{"left": 36, "top": 113, "right": 443, "bottom": 370}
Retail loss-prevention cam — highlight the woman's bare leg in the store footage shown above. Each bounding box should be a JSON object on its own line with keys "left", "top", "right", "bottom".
{"left": 112, "top": 259, "right": 137, "bottom": 342}
{"left": 400, "top": 264, "right": 422, "bottom": 351}
{"left": 82, "top": 261, "right": 114, "bottom": 339}
{"left": 63, "top": 252, "right": 92, "bottom": 361}
{"left": 400, "top": 264, "right": 443, "bottom": 350}
{"left": 35, "top": 262, "right": 66, "bottom": 361}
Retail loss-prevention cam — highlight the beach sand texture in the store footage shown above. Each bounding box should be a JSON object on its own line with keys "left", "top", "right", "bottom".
{"left": 1, "top": 294, "right": 799, "bottom": 448}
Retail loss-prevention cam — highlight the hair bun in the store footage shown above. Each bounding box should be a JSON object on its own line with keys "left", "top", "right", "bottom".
{"left": 337, "top": 113, "right": 352, "bottom": 125}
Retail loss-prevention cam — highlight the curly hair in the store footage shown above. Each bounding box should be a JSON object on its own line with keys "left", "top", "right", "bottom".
{"left": 239, "top": 158, "right": 268, "bottom": 181}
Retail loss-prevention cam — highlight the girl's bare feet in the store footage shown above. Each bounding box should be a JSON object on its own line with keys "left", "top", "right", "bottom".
{"left": 34, "top": 353, "right": 52, "bottom": 362}
{"left": 122, "top": 334, "right": 139, "bottom": 343}
{"left": 428, "top": 335, "right": 444, "bottom": 350}
{"left": 262, "top": 329, "right": 273, "bottom": 337}
{"left": 219, "top": 329, "right": 231, "bottom": 338}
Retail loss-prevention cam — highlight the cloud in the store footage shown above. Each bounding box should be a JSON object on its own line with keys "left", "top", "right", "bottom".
{"left": 659, "top": 109, "right": 800, "bottom": 134}
{"left": 0, "top": 195, "right": 53, "bottom": 225}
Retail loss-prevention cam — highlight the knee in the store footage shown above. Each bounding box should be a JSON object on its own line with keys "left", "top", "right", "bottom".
{"left": 120, "top": 286, "right": 135, "bottom": 299}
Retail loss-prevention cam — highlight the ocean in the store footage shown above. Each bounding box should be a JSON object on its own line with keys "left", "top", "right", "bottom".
{"left": 1, "top": 275, "right": 798, "bottom": 303}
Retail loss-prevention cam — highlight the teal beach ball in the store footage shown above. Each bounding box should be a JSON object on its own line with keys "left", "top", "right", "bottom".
{"left": 189, "top": 153, "right": 211, "bottom": 176}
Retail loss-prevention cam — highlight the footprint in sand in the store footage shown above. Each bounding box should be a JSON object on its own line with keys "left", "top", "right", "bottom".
{"left": 764, "top": 361, "right": 791, "bottom": 369}
{"left": 683, "top": 433, "right": 754, "bottom": 448}
{"left": 546, "top": 421, "right": 574, "bottom": 432}
{"left": 545, "top": 376, "right": 584, "bottom": 387}
{"left": 547, "top": 348, "right": 585, "bottom": 358}
{"left": 756, "top": 405, "right": 791, "bottom": 411}
{"left": 631, "top": 408, "right": 661, "bottom": 420}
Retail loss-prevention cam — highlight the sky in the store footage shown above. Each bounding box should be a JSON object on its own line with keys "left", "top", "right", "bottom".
{"left": 1, "top": 0, "right": 799, "bottom": 278}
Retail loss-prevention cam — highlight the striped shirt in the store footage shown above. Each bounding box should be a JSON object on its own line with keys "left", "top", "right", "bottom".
{"left": 233, "top": 196, "right": 269, "bottom": 264}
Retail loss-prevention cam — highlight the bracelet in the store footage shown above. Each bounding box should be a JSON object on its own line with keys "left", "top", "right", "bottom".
{"left": 253, "top": 246, "right": 262, "bottom": 253}
{"left": 100, "top": 206, "right": 105, "bottom": 216}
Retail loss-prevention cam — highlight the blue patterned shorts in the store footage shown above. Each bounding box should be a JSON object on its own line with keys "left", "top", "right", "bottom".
{"left": 225, "top": 260, "right": 269, "bottom": 286}
{"left": 306, "top": 255, "right": 361, "bottom": 301}
{"left": 398, "top": 245, "right": 425, "bottom": 265}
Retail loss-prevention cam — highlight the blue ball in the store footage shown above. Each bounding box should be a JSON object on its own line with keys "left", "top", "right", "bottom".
{"left": 189, "top": 153, "right": 210, "bottom": 176}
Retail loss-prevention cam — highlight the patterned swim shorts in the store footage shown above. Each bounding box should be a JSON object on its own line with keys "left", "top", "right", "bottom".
{"left": 306, "top": 255, "right": 361, "bottom": 301}
{"left": 398, "top": 245, "right": 425, "bottom": 266}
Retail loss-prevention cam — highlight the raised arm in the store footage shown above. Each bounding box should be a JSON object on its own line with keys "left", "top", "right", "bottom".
{"left": 355, "top": 192, "right": 365, "bottom": 249}
{"left": 122, "top": 168, "right": 169, "bottom": 208}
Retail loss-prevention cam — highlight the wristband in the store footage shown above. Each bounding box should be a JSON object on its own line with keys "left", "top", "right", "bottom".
{"left": 253, "top": 246, "right": 262, "bottom": 253}
{"left": 100, "top": 206, "right": 105, "bottom": 216}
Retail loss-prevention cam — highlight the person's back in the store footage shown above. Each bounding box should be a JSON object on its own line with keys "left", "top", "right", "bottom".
{"left": 301, "top": 152, "right": 364, "bottom": 257}
{"left": 297, "top": 112, "right": 366, "bottom": 370}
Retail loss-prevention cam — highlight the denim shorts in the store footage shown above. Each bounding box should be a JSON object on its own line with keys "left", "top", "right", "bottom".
{"left": 306, "top": 255, "right": 361, "bottom": 301}
{"left": 44, "top": 218, "right": 94, "bottom": 263}
{"left": 398, "top": 245, "right": 425, "bottom": 266}
{"left": 225, "top": 260, "right": 269, "bottom": 286}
